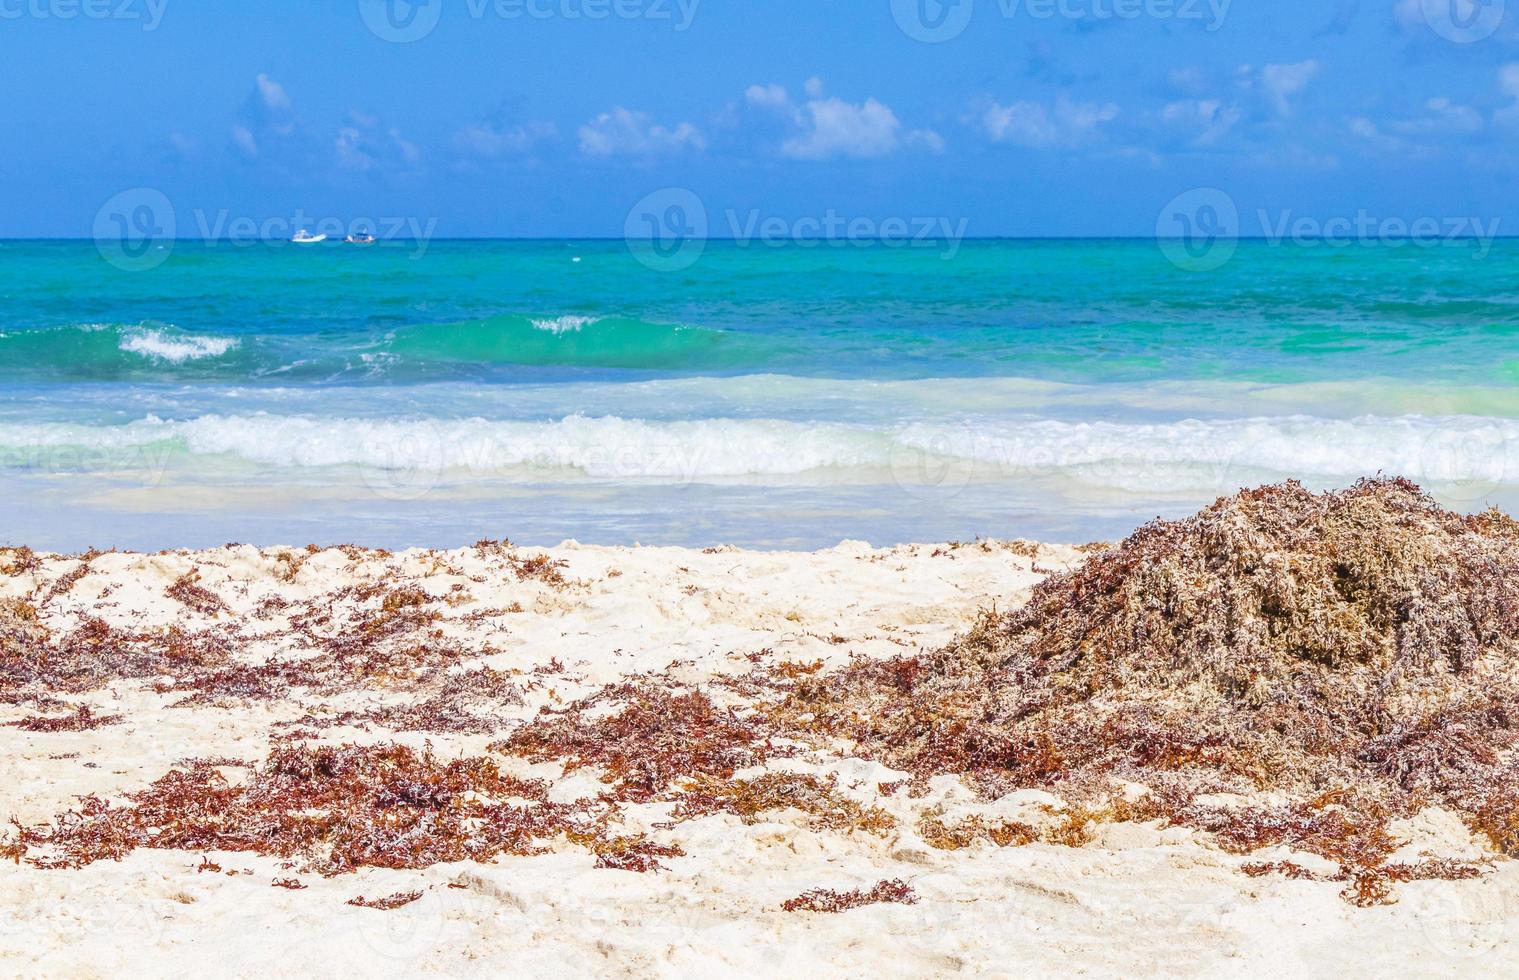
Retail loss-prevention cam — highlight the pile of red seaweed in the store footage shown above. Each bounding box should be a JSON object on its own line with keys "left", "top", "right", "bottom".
{"left": 768, "top": 479, "right": 1519, "bottom": 896}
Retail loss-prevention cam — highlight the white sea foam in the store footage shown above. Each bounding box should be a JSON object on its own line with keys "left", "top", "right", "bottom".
{"left": 164, "top": 414, "right": 883, "bottom": 479}
{"left": 119, "top": 328, "right": 238, "bottom": 363}
{"left": 899, "top": 416, "right": 1516, "bottom": 492}
{"left": 1, "top": 413, "right": 1518, "bottom": 494}
{"left": 529, "top": 315, "right": 600, "bottom": 335}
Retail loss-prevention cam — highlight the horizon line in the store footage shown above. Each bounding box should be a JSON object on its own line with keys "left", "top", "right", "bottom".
{"left": 6, "top": 235, "right": 1519, "bottom": 243}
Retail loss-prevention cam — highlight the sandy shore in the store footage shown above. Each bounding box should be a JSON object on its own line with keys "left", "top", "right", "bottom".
{"left": 1, "top": 537, "right": 1515, "bottom": 978}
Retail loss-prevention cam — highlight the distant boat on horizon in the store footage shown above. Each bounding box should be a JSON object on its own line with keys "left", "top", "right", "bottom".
{"left": 345, "top": 232, "right": 376, "bottom": 244}
{"left": 291, "top": 229, "right": 326, "bottom": 244}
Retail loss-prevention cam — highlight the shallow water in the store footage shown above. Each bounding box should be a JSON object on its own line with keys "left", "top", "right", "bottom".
{"left": 2, "top": 238, "right": 1515, "bottom": 549}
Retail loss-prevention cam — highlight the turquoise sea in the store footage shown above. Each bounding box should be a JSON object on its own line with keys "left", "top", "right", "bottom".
{"left": 2, "top": 237, "right": 1516, "bottom": 550}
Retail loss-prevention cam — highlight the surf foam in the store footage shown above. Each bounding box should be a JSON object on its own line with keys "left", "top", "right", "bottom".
{"left": 0, "top": 413, "right": 1515, "bottom": 494}
{"left": 529, "top": 315, "right": 600, "bottom": 334}
{"left": 119, "top": 328, "right": 238, "bottom": 364}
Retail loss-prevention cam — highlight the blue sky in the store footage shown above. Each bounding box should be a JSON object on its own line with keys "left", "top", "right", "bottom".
{"left": 1, "top": 0, "right": 1515, "bottom": 236}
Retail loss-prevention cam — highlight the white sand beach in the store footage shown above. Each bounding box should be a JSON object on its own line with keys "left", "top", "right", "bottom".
{"left": 2, "top": 531, "right": 1515, "bottom": 978}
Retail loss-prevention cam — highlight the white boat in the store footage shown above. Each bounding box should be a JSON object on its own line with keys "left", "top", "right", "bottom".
{"left": 345, "top": 232, "right": 376, "bottom": 244}
{"left": 291, "top": 229, "right": 327, "bottom": 244}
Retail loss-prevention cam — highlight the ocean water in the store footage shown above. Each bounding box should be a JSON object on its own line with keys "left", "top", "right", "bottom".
{"left": 2, "top": 237, "right": 1516, "bottom": 550}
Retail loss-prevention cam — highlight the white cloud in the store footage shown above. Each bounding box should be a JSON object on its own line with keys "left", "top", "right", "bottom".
{"left": 1504, "top": 63, "right": 1519, "bottom": 98}
{"left": 1166, "top": 66, "right": 1210, "bottom": 97}
{"left": 1160, "top": 98, "right": 1241, "bottom": 146}
{"left": 334, "top": 111, "right": 421, "bottom": 174}
{"left": 1246, "top": 144, "right": 1339, "bottom": 171}
{"left": 391, "top": 131, "right": 422, "bottom": 167}
{"left": 981, "top": 95, "right": 1119, "bottom": 149}
{"left": 1347, "top": 116, "right": 1402, "bottom": 152}
{"left": 334, "top": 126, "right": 369, "bottom": 169}
{"left": 578, "top": 107, "right": 704, "bottom": 156}
{"left": 906, "top": 128, "right": 946, "bottom": 153}
{"left": 230, "top": 125, "right": 258, "bottom": 157}
{"left": 1387, "top": 97, "right": 1483, "bottom": 136}
{"left": 455, "top": 120, "right": 557, "bottom": 157}
{"left": 227, "top": 74, "right": 422, "bottom": 177}
{"left": 232, "top": 73, "right": 299, "bottom": 159}
{"left": 1258, "top": 60, "right": 1320, "bottom": 117}
{"left": 744, "top": 83, "right": 789, "bottom": 110}
{"left": 1499, "top": 64, "right": 1519, "bottom": 127}
{"left": 254, "top": 73, "right": 291, "bottom": 113}
{"left": 1350, "top": 92, "right": 1486, "bottom": 156}
{"left": 454, "top": 100, "right": 557, "bottom": 160}
{"left": 747, "top": 80, "right": 941, "bottom": 160}
{"left": 784, "top": 96, "right": 904, "bottom": 159}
